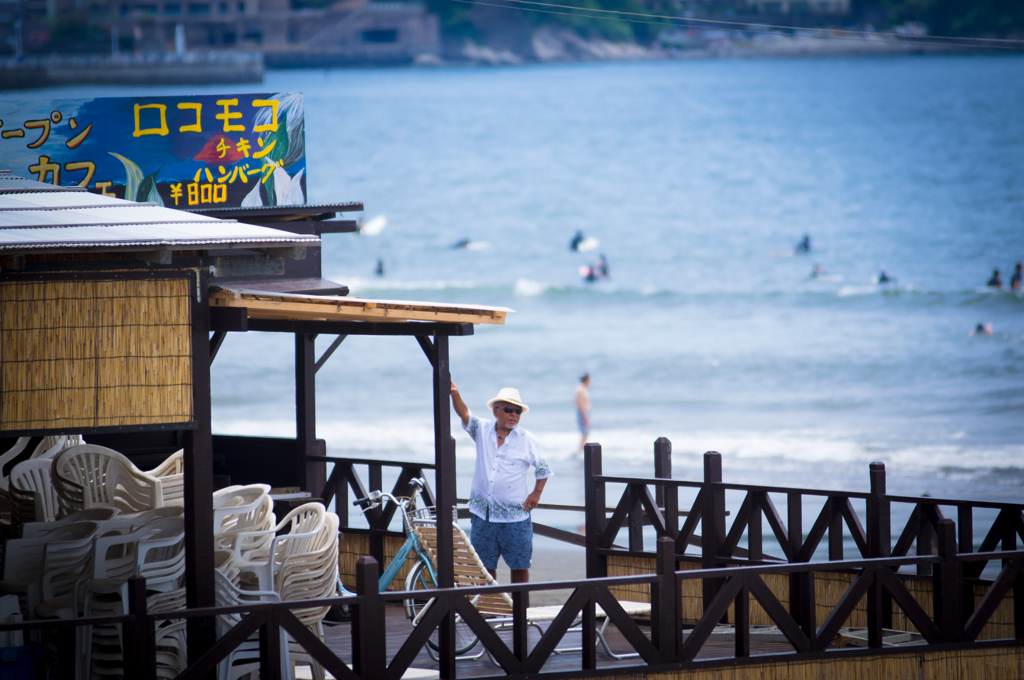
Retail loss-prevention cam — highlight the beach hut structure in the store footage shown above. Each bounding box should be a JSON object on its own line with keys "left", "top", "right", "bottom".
{"left": 0, "top": 169, "right": 508, "bottom": 669}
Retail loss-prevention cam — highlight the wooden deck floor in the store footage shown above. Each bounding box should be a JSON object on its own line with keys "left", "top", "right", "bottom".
{"left": 320, "top": 603, "right": 800, "bottom": 677}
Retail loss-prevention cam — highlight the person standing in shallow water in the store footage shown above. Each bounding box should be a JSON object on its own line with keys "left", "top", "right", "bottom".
{"left": 576, "top": 374, "right": 591, "bottom": 452}
{"left": 450, "top": 382, "right": 552, "bottom": 583}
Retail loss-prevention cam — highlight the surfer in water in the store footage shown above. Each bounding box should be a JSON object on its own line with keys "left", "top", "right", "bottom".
{"left": 987, "top": 269, "right": 1003, "bottom": 289}
{"left": 597, "top": 254, "right": 609, "bottom": 279}
{"left": 796, "top": 235, "right": 811, "bottom": 254}
{"left": 1011, "top": 263, "right": 1022, "bottom": 291}
{"left": 970, "top": 323, "right": 993, "bottom": 336}
{"left": 570, "top": 230, "right": 585, "bottom": 252}
{"left": 877, "top": 269, "right": 894, "bottom": 284}
{"left": 810, "top": 265, "right": 825, "bottom": 278}
{"left": 375, "top": 259, "right": 385, "bottom": 277}
{"left": 452, "top": 239, "right": 471, "bottom": 249}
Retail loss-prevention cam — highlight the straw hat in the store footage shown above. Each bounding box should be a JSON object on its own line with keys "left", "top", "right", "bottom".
{"left": 486, "top": 387, "right": 529, "bottom": 414}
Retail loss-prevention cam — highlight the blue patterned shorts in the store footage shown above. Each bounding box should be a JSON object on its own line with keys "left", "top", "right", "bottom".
{"left": 470, "top": 513, "right": 533, "bottom": 570}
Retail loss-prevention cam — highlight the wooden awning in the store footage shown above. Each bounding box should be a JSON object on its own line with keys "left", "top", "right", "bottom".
{"left": 209, "top": 285, "right": 511, "bottom": 325}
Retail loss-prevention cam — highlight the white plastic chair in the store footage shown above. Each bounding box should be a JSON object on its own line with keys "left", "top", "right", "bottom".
{"left": 147, "top": 450, "right": 184, "bottom": 507}
{"left": 0, "top": 437, "right": 32, "bottom": 524}
{"left": 277, "top": 512, "right": 339, "bottom": 680}
{"left": 213, "top": 484, "right": 274, "bottom": 552}
{"left": 0, "top": 521, "right": 98, "bottom": 620}
{"left": 9, "top": 458, "right": 60, "bottom": 529}
{"left": 230, "top": 502, "right": 326, "bottom": 593}
{"left": 214, "top": 569, "right": 291, "bottom": 680}
{"left": 83, "top": 517, "right": 186, "bottom": 679}
{"left": 52, "top": 445, "right": 164, "bottom": 516}
{"left": 20, "top": 507, "right": 120, "bottom": 539}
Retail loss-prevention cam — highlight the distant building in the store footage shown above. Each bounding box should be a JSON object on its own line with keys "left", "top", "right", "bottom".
{"left": 1, "top": 0, "right": 439, "bottom": 66}
{"left": 744, "top": 0, "right": 849, "bottom": 14}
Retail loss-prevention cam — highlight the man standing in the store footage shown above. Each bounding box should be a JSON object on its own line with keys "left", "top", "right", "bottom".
{"left": 451, "top": 382, "right": 552, "bottom": 583}
{"left": 576, "top": 373, "right": 591, "bottom": 452}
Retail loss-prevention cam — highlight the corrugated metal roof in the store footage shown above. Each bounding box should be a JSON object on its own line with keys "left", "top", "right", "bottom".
{"left": 0, "top": 174, "right": 319, "bottom": 254}
{"left": 191, "top": 202, "right": 364, "bottom": 216}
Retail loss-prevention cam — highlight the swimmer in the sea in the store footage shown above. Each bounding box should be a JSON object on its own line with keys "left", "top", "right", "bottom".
{"left": 970, "top": 323, "right": 993, "bottom": 336}
{"left": 987, "top": 269, "right": 1003, "bottom": 289}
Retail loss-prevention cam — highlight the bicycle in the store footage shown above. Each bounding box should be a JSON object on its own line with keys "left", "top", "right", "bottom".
{"left": 336, "top": 478, "right": 480, "bottom": 657}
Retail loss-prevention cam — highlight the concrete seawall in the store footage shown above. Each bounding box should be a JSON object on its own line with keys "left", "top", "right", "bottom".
{"left": 0, "top": 52, "right": 263, "bottom": 90}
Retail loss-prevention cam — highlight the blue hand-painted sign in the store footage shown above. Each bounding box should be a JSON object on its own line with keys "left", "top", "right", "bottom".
{"left": 0, "top": 92, "right": 306, "bottom": 209}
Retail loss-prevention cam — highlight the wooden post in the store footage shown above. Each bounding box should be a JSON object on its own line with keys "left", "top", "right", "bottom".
{"left": 512, "top": 591, "right": 528, "bottom": 672}
{"left": 655, "top": 438, "right": 678, "bottom": 540}
{"left": 259, "top": 610, "right": 283, "bottom": 680}
{"left": 748, "top": 492, "right": 763, "bottom": 562}
{"left": 734, "top": 578, "right": 750, "bottom": 658}
{"left": 958, "top": 505, "right": 975, "bottom": 619}
{"left": 917, "top": 506, "right": 935, "bottom": 576}
{"left": 186, "top": 269, "right": 216, "bottom": 671}
{"left": 295, "top": 332, "right": 317, "bottom": 493}
{"left": 628, "top": 484, "right": 644, "bottom": 551}
{"left": 654, "top": 437, "right": 671, "bottom": 509}
{"left": 653, "top": 536, "right": 679, "bottom": 662}
{"left": 584, "top": 443, "right": 607, "bottom": 579}
{"left": 429, "top": 330, "right": 455, "bottom": 677}
{"left": 702, "top": 452, "right": 725, "bottom": 613}
{"left": 934, "top": 519, "right": 961, "bottom": 643}
{"left": 828, "top": 497, "right": 843, "bottom": 561}
{"left": 868, "top": 462, "right": 892, "bottom": 628}
{"left": 788, "top": 492, "right": 813, "bottom": 639}
{"left": 124, "top": 575, "right": 153, "bottom": 679}
{"left": 353, "top": 556, "right": 385, "bottom": 679}
{"left": 866, "top": 568, "right": 883, "bottom": 648}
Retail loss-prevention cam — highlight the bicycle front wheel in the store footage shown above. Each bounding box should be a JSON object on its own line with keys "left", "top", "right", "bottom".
{"left": 403, "top": 561, "right": 479, "bottom": 655}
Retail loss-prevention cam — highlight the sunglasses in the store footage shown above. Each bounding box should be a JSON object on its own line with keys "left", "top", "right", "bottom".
{"left": 500, "top": 406, "right": 523, "bottom": 415}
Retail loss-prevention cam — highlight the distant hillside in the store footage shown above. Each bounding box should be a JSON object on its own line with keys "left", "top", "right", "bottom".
{"left": 855, "top": 0, "right": 1024, "bottom": 37}
{"left": 424, "top": 0, "right": 1024, "bottom": 49}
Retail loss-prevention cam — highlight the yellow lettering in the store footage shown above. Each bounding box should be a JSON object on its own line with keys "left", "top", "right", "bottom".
{"left": 133, "top": 104, "right": 169, "bottom": 137}
{"left": 177, "top": 102, "right": 203, "bottom": 133}
{"left": 252, "top": 99, "right": 279, "bottom": 132}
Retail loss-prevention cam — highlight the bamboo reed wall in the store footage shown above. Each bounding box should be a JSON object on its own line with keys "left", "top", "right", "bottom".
{"left": 338, "top": 533, "right": 417, "bottom": 592}
{"left": 607, "top": 555, "right": 1014, "bottom": 640}
{"left": 591, "top": 646, "right": 1023, "bottom": 680}
{"left": 0, "top": 276, "right": 193, "bottom": 431}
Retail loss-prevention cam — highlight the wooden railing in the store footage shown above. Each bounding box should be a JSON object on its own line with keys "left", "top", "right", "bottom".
{"left": 5, "top": 533, "right": 1018, "bottom": 680}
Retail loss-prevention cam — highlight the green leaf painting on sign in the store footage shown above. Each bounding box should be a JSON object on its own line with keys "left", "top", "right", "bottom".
{"left": 265, "top": 110, "right": 290, "bottom": 166}
{"left": 137, "top": 166, "right": 164, "bottom": 206}
{"left": 109, "top": 152, "right": 143, "bottom": 201}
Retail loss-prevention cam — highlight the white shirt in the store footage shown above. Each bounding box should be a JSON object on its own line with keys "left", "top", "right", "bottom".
{"left": 463, "top": 412, "right": 553, "bottom": 523}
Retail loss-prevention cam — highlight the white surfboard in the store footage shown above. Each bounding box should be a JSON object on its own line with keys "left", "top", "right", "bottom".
{"left": 360, "top": 215, "right": 387, "bottom": 236}
{"left": 577, "top": 237, "right": 599, "bottom": 253}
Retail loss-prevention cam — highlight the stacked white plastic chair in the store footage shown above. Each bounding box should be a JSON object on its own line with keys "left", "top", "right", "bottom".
{"left": 230, "top": 502, "right": 327, "bottom": 593}
{"left": 213, "top": 551, "right": 292, "bottom": 680}
{"left": 146, "top": 450, "right": 185, "bottom": 507}
{"left": 213, "top": 484, "right": 274, "bottom": 553}
{"left": 0, "top": 436, "right": 80, "bottom": 529}
{"left": 0, "top": 521, "right": 99, "bottom": 622}
{"left": 82, "top": 516, "right": 186, "bottom": 679}
{"left": 8, "top": 458, "right": 61, "bottom": 530}
{"left": 278, "top": 512, "right": 340, "bottom": 680}
{"left": 52, "top": 445, "right": 165, "bottom": 516}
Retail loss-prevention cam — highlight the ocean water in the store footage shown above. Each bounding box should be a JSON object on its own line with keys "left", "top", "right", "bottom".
{"left": 28, "top": 55, "right": 1024, "bottom": 550}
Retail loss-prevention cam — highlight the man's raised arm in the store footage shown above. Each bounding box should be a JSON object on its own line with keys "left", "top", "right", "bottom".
{"left": 450, "top": 380, "right": 471, "bottom": 428}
